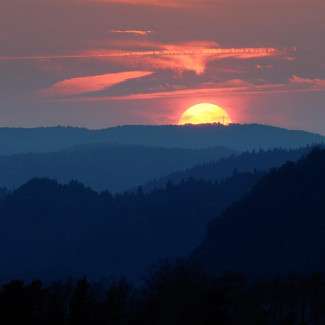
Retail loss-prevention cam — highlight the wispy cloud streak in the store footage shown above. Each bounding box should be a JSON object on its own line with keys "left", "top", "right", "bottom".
{"left": 89, "top": 0, "right": 196, "bottom": 7}
{"left": 42, "top": 70, "right": 153, "bottom": 97}
{"left": 111, "top": 29, "right": 153, "bottom": 36}
{"left": 61, "top": 75, "right": 325, "bottom": 102}
{"left": 0, "top": 47, "right": 282, "bottom": 61}
{"left": 0, "top": 43, "right": 286, "bottom": 75}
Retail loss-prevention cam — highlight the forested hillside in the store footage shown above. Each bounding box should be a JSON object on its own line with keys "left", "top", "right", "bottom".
{"left": 144, "top": 147, "right": 309, "bottom": 191}
{"left": 0, "top": 172, "right": 260, "bottom": 280}
{"left": 194, "top": 148, "right": 325, "bottom": 275}
{"left": 0, "top": 144, "right": 234, "bottom": 191}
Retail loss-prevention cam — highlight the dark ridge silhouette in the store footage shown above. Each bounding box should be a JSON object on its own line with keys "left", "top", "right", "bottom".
{"left": 193, "top": 148, "right": 325, "bottom": 276}
{"left": 0, "top": 172, "right": 260, "bottom": 281}
{"left": 143, "top": 147, "right": 310, "bottom": 191}
{"left": 0, "top": 143, "right": 234, "bottom": 191}
{"left": 1, "top": 265, "right": 325, "bottom": 325}
{"left": 0, "top": 123, "right": 323, "bottom": 155}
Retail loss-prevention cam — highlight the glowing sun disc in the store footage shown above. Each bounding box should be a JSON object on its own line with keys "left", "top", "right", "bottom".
{"left": 179, "top": 103, "right": 232, "bottom": 125}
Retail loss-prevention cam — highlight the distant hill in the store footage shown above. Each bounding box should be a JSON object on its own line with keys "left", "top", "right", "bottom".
{"left": 0, "top": 172, "right": 260, "bottom": 280}
{"left": 193, "top": 148, "right": 325, "bottom": 276}
{"left": 143, "top": 147, "right": 310, "bottom": 191}
{"left": 0, "top": 143, "right": 234, "bottom": 192}
{"left": 94, "top": 124, "right": 324, "bottom": 151}
{"left": 0, "top": 124, "right": 323, "bottom": 155}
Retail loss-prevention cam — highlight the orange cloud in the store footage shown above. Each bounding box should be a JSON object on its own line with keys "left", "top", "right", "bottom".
{"left": 0, "top": 41, "right": 287, "bottom": 75}
{"left": 105, "top": 82, "right": 272, "bottom": 100}
{"left": 65, "top": 75, "right": 325, "bottom": 102}
{"left": 84, "top": 42, "right": 284, "bottom": 75}
{"left": 42, "top": 70, "right": 153, "bottom": 97}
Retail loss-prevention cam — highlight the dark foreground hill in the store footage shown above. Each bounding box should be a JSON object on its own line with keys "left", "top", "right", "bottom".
{"left": 193, "top": 148, "right": 325, "bottom": 276}
{"left": 0, "top": 123, "right": 323, "bottom": 155}
{"left": 0, "top": 266, "right": 324, "bottom": 325}
{"left": 0, "top": 144, "right": 234, "bottom": 192}
{"left": 144, "top": 147, "right": 309, "bottom": 191}
{"left": 0, "top": 172, "right": 260, "bottom": 281}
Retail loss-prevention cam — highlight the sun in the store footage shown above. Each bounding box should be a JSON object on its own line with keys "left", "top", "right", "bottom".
{"left": 178, "top": 103, "right": 232, "bottom": 125}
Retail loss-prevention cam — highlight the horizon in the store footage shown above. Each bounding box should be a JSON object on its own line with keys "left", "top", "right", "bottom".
{"left": 1, "top": 122, "right": 324, "bottom": 136}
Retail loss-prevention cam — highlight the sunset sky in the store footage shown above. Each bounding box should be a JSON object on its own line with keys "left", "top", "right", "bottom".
{"left": 1, "top": 0, "right": 325, "bottom": 132}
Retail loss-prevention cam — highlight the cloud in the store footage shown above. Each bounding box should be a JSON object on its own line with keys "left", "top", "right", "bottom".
{"left": 63, "top": 75, "right": 325, "bottom": 102}
{"left": 72, "top": 41, "right": 284, "bottom": 75}
{"left": 104, "top": 82, "right": 279, "bottom": 100}
{"left": 0, "top": 41, "right": 285, "bottom": 76}
{"left": 87, "top": 0, "right": 317, "bottom": 9}
{"left": 90, "top": 42, "right": 285, "bottom": 74}
{"left": 134, "top": 42, "right": 282, "bottom": 75}
{"left": 89, "top": 0, "right": 199, "bottom": 7}
{"left": 290, "top": 75, "right": 325, "bottom": 91}
{"left": 42, "top": 70, "right": 153, "bottom": 97}
{"left": 110, "top": 29, "right": 153, "bottom": 36}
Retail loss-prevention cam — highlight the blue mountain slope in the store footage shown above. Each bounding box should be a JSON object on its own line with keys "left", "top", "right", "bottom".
{"left": 0, "top": 124, "right": 323, "bottom": 155}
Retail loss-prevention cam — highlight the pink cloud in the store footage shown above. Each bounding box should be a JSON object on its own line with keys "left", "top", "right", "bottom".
{"left": 0, "top": 39, "right": 285, "bottom": 75}
{"left": 42, "top": 70, "right": 153, "bottom": 97}
{"left": 110, "top": 29, "right": 153, "bottom": 36}
{"left": 87, "top": 0, "right": 316, "bottom": 9}
{"left": 83, "top": 41, "right": 284, "bottom": 75}
{"left": 89, "top": 0, "right": 196, "bottom": 7}
{"left": 61, "top": 75, "right": 325, "bottom": 102}
{"left": 290, "top": 75, "right": 325, "bottom": 90}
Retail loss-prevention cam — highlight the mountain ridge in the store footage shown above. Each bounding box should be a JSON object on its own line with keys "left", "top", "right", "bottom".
{"left": 142, "top": 147, "right": 311, "bottom": 192}
{"left": 0, "top": 171, "right": 261, "bottom": 280}
{"left": 0, "top": 143, "right": 234, "bottom": 192}
{"left": 0, "top": 123, "right": 323, "bottom": 155}
{"left": 193, "top": 148, "right": 325, "bottom": 276}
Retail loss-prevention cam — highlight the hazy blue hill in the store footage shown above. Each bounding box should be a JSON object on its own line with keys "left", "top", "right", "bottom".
{"left": 0, "top": 123, "right": 323, "bottom": 155}
{"left": 0, "top": 172, "right": 260, "bottom": 280}
{"left": 0, "top": 143, "right": 234, "bottom": 192}
{"left": 143, "top": 147, "right": 310, "bottom": 191}
{"left": 193, "top": 148, "right": 325, "bottom": 276}
{"left": 0, "top": 127, "right": 96, "bottom": 155}
{"left": 96, "top": 124, "right": 324, "bottom": 151}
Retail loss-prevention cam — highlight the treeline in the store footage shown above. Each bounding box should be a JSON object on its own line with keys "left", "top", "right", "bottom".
{"left": 194, "top": 148, "right": 325, "bottom": 275}
{"left": 0, "top": 172, "right": 260, "bottom": 280}
{"left": 0, "top": 143, "right": 234, "bottom": 192}
{"left": 144, "top": 147, "right": 309, "bottom": 191}
{"left": 1, "top": 261, "right": 325, "bottom": 325}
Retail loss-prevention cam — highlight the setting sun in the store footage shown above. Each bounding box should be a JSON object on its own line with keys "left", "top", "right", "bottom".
{"left": 179, "top": 103, "right": 232, "bottom": 125}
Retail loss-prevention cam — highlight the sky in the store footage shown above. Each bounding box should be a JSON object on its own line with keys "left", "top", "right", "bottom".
{"left": 1, "top": 0, "right": 325, "bottom": 133}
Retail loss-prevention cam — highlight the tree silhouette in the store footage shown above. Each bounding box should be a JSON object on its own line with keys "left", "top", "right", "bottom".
{"left": 69, "top": 278, "right": 95, "bottom": 325}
